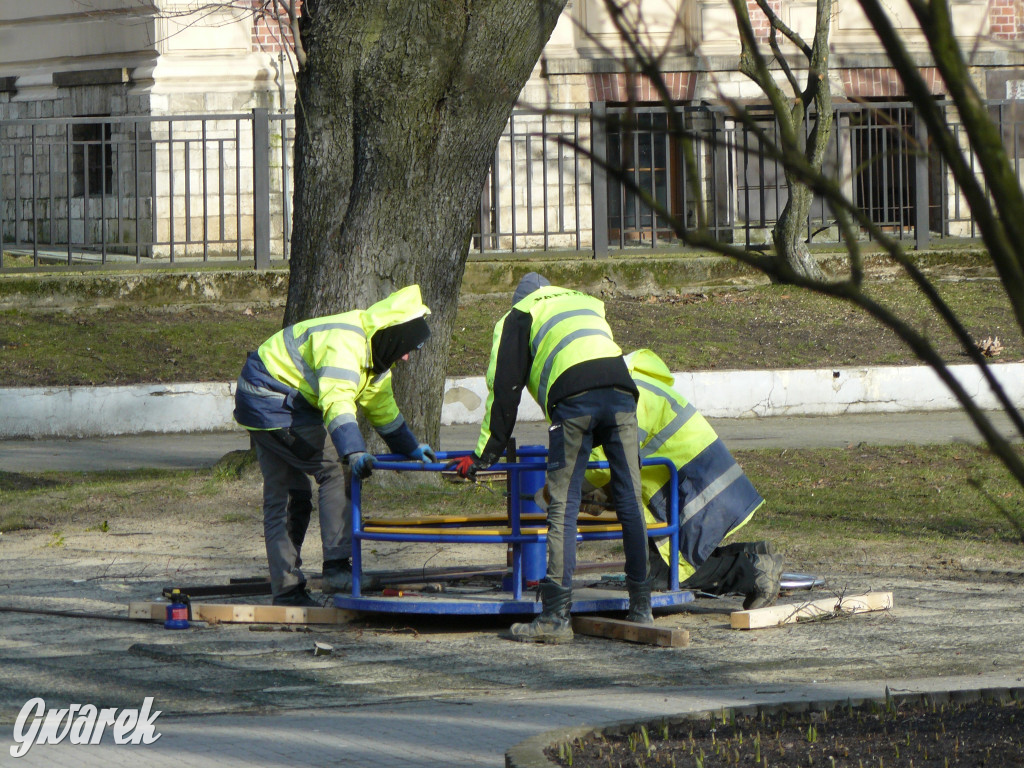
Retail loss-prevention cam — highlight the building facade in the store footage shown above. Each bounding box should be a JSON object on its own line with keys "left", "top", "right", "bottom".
{"left": 1, "top": 1, "right": 1023, "bottom": 262}
{"left": 0, "top": 1, "right": 293, "bottom": 260}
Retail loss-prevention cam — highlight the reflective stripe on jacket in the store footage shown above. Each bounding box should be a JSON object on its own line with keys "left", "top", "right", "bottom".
{"left": 587, "top": 349, "right": 764, "bottom": 576}
{"left": 234, "top": 285, "right": 429, "bottom": 458}
{"left": 475, "top": 286, "right": 631, "bottom": 462}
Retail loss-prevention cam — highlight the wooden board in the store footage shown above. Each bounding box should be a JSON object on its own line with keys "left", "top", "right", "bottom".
{"left": 572, "top": 616, "right": 690, "bottom": 647}
{"left": 730, "top": 591, "right": 894, "bottom": 630}
{"left": 128, "top": 602, "right": 356, "bottom": 626}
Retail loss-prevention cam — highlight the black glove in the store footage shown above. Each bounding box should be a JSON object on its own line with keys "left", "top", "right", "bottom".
{"left": 446, "top": 454, "right": 484, "bottom": 481}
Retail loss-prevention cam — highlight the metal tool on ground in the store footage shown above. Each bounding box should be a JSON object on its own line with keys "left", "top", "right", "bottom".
{"left": 162, "top": 580, "right": 273, "bottom": 600}
{"left": 164, "top": 589, "right": 191, "bottom": 629}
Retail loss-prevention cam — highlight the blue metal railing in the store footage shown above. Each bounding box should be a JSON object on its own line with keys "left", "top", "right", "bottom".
{"left": 349, "top": 449, "right": 680, "bottom": 599}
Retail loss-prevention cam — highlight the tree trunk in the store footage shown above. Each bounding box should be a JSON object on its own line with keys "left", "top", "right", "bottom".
{"left": 285, "top": 0, "right": 566, "bottom": 448}
{"left": 734, "top": 0, "right": 832, "bottom": 284}
{"left": 772, "top": 182, "right": 822, "bottom": 281}
{"left": 769, "top": 0, "right": 833, "bottom": 284}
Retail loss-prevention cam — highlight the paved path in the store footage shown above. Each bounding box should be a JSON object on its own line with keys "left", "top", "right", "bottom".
{"left": 2, "top": 410, "right": 1020, "bottom": 472}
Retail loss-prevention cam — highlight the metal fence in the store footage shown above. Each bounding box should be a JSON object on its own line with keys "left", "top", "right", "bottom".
{"left": 473, "top": 110, "right": 590, "bottom": 253}
{"left": 0, "top": 108, "right": 293, "bottom": 269}
{"left": 3, "top": 100, "right": 1022, "bottom": 271}
{"left": 473, "top": 99, "right": 1023, "bottom": 256}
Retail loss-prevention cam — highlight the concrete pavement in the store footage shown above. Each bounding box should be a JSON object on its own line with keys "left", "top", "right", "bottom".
{"left": 7, "top": 675, "right": 1023, "bottom": 767}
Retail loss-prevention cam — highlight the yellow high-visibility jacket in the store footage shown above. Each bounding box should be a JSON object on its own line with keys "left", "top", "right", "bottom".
{"left": 475, "top": 285, "right": 634, "bottom": 464}
{"left": 234, "top": 285, "right": 429, "bottom": 458}
{"left": 586, "top": 349, "right": 764, "bottom": 579}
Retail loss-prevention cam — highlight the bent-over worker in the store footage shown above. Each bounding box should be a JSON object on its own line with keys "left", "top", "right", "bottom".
{"left": 449, "top": 272, "right": 650, "bottom": 643}
{"left": 582, "top": 348, "right": 782, "bottom": 609}
{"left": 234, "top": 285, "right": 436, "bottom": 606}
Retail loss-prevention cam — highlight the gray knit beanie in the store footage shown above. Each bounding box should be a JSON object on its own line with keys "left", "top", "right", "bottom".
{"left": 512, "top": 272, "right": 551, "bottom": 304}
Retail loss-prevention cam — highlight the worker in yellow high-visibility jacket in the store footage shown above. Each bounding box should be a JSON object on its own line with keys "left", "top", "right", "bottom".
{"left": 449, "top": 273, "right": 650, "bottom": 643}
{"left": 583, "top": 349, "right": 782, "bottom": 609}
{"left": 234, "top": 285, "right": 435, "bottom": 607}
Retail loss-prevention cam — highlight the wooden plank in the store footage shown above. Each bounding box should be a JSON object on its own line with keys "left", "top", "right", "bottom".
{"left": 198, "top": 604, "right": 256, "bottom": 623}
{"left": 572, "top": 616, "right": 690, "bottom": 647}
{"left": 127, "top": 602, "right": 356, "bottom": 626}
{"left": 251, "top": 605, "right": 353, "bottom": 625}
{"left": 731, "top": 591, "right": 894, "bottom": 630}
{"left": 129, "top": 602, "right": 164, "bottom": 621}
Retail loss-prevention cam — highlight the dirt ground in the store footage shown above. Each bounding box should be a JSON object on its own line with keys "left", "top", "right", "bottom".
{"left": 2, "top": 509, "right": 1023, "bottom": 728}
{"left": 551, "top": 696, "right": 1024, "bottom": 768}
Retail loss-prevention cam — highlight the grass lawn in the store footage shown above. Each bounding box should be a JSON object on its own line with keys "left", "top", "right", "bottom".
{"left": 2, "top": 276, "right": 1021, "bottom": 386}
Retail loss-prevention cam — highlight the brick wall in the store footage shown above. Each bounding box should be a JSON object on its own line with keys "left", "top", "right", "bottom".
{"left": 841, "top": 67, "right": 946, "bottom": 97}
{"left": 249, "top": 1, "right": 299, "bottom": 53}
{"left": 748, "top": 0, "right": 783, "bottom": 44}
{"left": 587, "top": 72, "right": 696, "bottom": 102}
{"left": 989, "top": 0, "right": 1022, "bottom": 39}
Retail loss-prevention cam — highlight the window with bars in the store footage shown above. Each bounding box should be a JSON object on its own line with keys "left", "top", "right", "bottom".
{"left": 72, "top": 121, "right": 114, "bottom": 198}
{"left": 605, "top": 108, "right": 677, "bottom": 243}
{"left": 849, "top": 105, "right": 917, "bottom": 228}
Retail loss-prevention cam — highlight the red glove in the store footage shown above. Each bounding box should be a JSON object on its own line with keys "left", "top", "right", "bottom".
{"left": 447, "top": 454, "right": 483, "bottom": 480}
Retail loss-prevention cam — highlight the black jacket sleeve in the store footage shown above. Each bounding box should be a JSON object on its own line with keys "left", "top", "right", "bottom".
{"left": 477, "top": 308, "right": 533, "bottom": 464}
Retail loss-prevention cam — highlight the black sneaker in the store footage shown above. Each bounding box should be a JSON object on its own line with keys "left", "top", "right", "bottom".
{"left": 273, "top": 584, "right": 321, "bottom": 607}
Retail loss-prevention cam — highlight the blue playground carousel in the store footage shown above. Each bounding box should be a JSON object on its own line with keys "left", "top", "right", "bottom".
{"left": 332, "top": 443, "right": 696, "bottom": 616}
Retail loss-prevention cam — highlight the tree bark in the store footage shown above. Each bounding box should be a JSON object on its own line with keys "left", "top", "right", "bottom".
{"left": 285, "top": 0, "right": 566, "bottom": 448}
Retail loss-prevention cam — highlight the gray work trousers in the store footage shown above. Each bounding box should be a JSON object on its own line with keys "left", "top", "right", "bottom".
{"left": 545, "top": 387, "right": 649, "bottom": 588}
{"left": 251, "top": 423, "right": 350, "bottom": 598}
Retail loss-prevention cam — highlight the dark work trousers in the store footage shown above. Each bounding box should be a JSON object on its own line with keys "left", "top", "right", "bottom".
{"left": 250, "top": 423, "right": 349, "bottom": 598}
{"left": 545, "top": 387, "right": 648, "bottom": 587}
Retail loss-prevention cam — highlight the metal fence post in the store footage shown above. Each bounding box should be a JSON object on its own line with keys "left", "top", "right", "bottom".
{"left": 590, "top": 101, "right": 609, "bottom": 259}
{"left": 252, "top": 107, "right": 271, "bottom": 269}
{"left": 914, "top": 109, "right": 930, "bottom": 251}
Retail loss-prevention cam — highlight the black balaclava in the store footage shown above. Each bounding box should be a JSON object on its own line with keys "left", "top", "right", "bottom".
{"left": 370, "top": 316, "right": 431, "bottom": 374}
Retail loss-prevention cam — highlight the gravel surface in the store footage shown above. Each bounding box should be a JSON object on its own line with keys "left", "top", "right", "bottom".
{"left": 2, "top": 519, "right": 1023, "bottom": 726}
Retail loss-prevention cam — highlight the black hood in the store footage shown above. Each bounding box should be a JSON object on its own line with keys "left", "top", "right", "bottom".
{"left": 370, "top": 316, "right": 431, "bottom": 374}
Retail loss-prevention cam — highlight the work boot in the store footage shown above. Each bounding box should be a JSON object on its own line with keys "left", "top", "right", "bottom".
{"left": 273, "top": 584, "right": 320, "bottom": 607}
{"left": 321, "top": 559, "right": 381, "bottom": 594}
{"left": 743, "top": 551, "right": 784, "bottom": 610}
{"left": 680, "top": 545, "right": 743, "bottom": 595}
{"left": 681, "top": 541, "right": 783, "bottom": 609}
{"left": 624, "top": 577, "right": 654, "bottom": 624}
{"left": 509, "top": 580, "right": 574, "bottom": 643}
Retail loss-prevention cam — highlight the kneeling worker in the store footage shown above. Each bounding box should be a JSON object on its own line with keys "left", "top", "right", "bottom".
{"left": 234, "top": 285, "right": 436, "bottom": 606}
{"left": 449, "top": 273, "right": 651, "bottom": 643}
{"left": 582, "top": 349, "right": 783, "bottom": 609}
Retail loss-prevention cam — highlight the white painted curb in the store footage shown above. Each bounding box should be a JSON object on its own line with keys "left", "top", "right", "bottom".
{"left": 1, "top": 363, "right": 1021, "bottom": 439}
